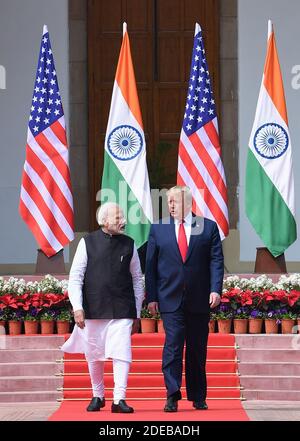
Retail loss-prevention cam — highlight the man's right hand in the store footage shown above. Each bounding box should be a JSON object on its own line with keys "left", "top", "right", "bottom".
{"left": 74, "top": 309, "right": 85, "bottom": 329}
{"left": 148, "top": 302, "right": 159, "bottom": 317}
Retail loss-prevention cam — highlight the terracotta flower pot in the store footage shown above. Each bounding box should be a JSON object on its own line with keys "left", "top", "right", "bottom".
{"left": 264, "top": 319, "right": 279, "bottom": 334}
{"left": 217, "top": 319, "right": 232, "bottom": 334}
{"left": 56, "top": 320, "right": 70, "bottom": 334}
{"left": 208, "top": 320, "right": 216, "bottom": 333}
{"left": 281, "top": 319, "right": 296, "bottom": 334}
{"left": 248, "top": 318, "right": 263, "bottom": 334}
{"left": 157, "top": 319, "right": 165, "bottom": 334}
{"left": 140, "top": 318, "right": 156, "bottom": 333}
{"left": 24, "top": 320, "right": 39, "bottom": 335}
{"left": 40, "top": 320, "right": 55, "bottom": 334}
{"left": 233, "top": 319, "right": 248, "bottom": 334}
{"left": 8, "top": 320, "right": 22, "bottom": 335}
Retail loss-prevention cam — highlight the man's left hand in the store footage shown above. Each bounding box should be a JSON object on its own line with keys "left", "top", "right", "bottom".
{"left": 210, "top": 292, "right": 221, "bottom": 308}
{"left": 131, "top": 319, "right": 140, "bottom": 335}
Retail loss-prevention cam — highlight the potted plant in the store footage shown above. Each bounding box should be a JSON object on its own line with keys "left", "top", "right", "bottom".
{"left": 24, "top": 307, "right": 40, "bottom": 334}
{"left": 40, "top": 309, "right": 56, "bottom": 334}
{"left": 56, "top": 308, "right": 73, "bottom": 334}
{"left": 248, "top": 309, "right": 264, "bottom": 334}
{"left": 264, "top": 310, "right": 280, "bottom": 334}
{"left": 140, "top": 307, "right": 156, "bottom": 333}
{"left": 233, "top": 307, "right": 249, "bottom": 334}
{"left": 7, "top": 310, "right": 25, "bottom": 335}
{"left": 215, "top": 306, "right": 233, "bottom": 334}
{"left": 278, "top": 310, "right": 297, "bottom": 334}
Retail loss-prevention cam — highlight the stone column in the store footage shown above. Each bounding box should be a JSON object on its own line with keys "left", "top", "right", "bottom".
{"left": 219, "top": 0, "right": 238, "bottom": 229}
{"left": 69, "top": 0, "right": 89, "bottom": 233}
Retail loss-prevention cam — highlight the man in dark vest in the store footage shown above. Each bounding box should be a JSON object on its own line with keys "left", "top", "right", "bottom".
{"left": 61, "top": 202, "right": 144, "bottom": 414}
{"left": 145, "top": 186, "right": 223, "bottom": 412}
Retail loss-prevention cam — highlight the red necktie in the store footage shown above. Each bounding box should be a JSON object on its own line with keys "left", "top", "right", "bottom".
{"left": 178, "top": 221, "right": 188, "bottom": 262}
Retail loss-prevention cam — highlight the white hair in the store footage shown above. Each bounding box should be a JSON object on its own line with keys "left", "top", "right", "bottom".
{"left": 166, "top": 186, "right": 192, "bottom": 205}
{"left": 96, "top": 202, "right": 124, "bottom": 226}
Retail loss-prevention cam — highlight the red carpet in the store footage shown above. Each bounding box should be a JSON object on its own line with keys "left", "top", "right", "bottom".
{"left": 49, "top": 333, "right": 249, "bottom": 421}
{"left": 49, "top": 399, "right": 248, "bottom": 421}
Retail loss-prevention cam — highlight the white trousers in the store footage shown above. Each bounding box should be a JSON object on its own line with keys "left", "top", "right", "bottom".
{"left": 88, "top": 358, "right": 130, "bottom": 404}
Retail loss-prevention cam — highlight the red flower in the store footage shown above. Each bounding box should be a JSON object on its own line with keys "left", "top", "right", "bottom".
{"left": 287, "top": 290, "right": 300, "bottom": 307}
{"left": 240, "top": 291, "right": 253, "bottom": 306}
{"left": 0, "top": 295, "right": 23, "bottom": 309}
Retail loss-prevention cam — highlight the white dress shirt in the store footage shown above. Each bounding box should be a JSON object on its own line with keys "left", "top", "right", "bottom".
{"left": 68, "top": 236, "right": 144, "bottom": 318}
{"left": 174, "top": 211, "right": 192, "bottom": 246}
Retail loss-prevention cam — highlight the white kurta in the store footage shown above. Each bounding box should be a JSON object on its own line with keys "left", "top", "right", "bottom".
{"left": 61, "top": 236, "right": 144, "bottom": 362}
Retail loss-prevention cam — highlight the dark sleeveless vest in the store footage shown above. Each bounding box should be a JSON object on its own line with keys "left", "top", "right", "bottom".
{"left": 82, "top": 229, "right": 137, "bottom": 319}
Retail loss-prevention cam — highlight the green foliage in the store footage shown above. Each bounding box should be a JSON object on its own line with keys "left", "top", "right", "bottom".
{"left": 24, "top": 313, "right": 37, "bottom": 321}
{"left": 39, "top": 311, "right": 56, "bottom": 321}
{"left": 214, "top": 310, "right": 234, "bottom": 320}
{"left": 279, "top": 311, "right": 297, "bottom": 320}
{"left": 141, "top": 307, "right": 154, "bottom": 319}
{"left": 56, "top": 309, "right": 73, "bottom": 322}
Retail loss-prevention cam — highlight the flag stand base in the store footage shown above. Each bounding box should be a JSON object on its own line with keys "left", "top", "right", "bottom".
{"left": 35, "top": 249, "right": 66, "bottom": 275}
{"left": 254, "top": 247, "right": 287, "bottom": 274}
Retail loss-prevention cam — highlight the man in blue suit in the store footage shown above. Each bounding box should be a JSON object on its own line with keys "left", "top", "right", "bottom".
{"left": 145, "top": 186, "right": 223, "bottom": 412}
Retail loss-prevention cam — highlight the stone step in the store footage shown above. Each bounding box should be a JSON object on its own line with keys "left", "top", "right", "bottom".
{"left": 235, "top": 335, "right": 300, "bottom": 349}
{"left": 243, "top": 390, "right": 300, "bottom": 401}
{"left": 63, "top": 360, "right": 237, "bottom": 374}
{"left": 0, "top": 391, "right": 62, "bottom": 403}
{"left": 0, "top": 362, "right": 62, "bottom": 377}
{"left": 0, "top": 335, "right": 65, "bottom": 350}
{"left": 0, "top": 376, "right": 63, "bottom": 392}
{"left": 240, "top": 376, "right": 300, "bottom": 390}
{"left": 238, "top": 362, "right": 300, "bottom": 376}
{"left": 0, "top": 349, "right": 62, "bottom": 363}
{"left": 237, "top": 349, "right": 300, "bottom": 362}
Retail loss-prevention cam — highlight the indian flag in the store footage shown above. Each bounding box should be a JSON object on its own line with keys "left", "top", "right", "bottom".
{"left": 101, "top": 22, "right": 152, "bottom": 248}
{"left": 246, "top": 20, "right": 297, "bottom": 257}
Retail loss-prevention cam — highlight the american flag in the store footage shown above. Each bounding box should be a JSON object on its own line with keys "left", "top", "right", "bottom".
{"left": 177, "top": 23, "right": 229, "bottom": 239}
{"left": 19, "top": 25, "right": 74, "bottom": 257}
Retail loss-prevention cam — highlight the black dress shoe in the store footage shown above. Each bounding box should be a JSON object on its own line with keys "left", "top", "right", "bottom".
{"left": 193, "top": 401, "right": 208, "bottom": 410}
{"left": 111, "top": 400, "right": 134, "bottom": 413}
{"left": 86, "top": 397, "right": 106, "bottom": 411}
{"left": 164, "top": 396, "right": 178, "bottom": 412}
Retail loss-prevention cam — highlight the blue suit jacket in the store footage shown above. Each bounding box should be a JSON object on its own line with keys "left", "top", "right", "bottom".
{"left": 145, "top": 215, "right": 224, "bottom": 314}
